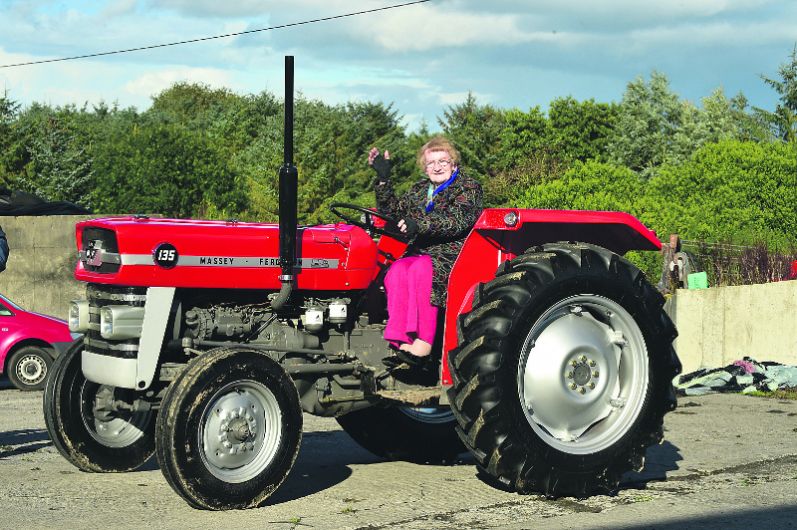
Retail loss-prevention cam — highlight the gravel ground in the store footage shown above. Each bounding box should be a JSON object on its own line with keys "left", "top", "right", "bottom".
{"left": 1, "top": 376, "right": 796, "bottom": 529}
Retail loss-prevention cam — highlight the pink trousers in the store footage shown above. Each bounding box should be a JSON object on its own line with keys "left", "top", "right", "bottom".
{"left": 383, "top": 255, "right": 438, "bottom": 348}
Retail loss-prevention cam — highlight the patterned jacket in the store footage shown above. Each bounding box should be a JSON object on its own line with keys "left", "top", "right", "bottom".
{"left": 375, "top": 172, "right": 483, "bottom": 306}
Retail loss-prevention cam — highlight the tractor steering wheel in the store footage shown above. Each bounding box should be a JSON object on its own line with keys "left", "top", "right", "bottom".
{"left": 329, "top": 202, "right": 408, "bottom": 240}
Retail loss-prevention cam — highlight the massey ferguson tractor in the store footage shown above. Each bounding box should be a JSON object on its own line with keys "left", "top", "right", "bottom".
{"left": 44, "top": 57, "right": 681, "bottom": 510}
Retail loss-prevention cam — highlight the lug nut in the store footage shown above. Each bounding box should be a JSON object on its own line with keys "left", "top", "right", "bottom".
{"left": 589, "top": 382, "right": 596, "bottom": 389}
{"left": 579, "top": 355, "right": 587, "bottom": 362}
{"left": 578, "top": 387, "right": 586, "bottom": 394}
{"left": 571, "top": 360, "right": 578, "bottom": 367}
{"left": 569, "top": 383, "right": 577, "bottom": 390}
{"left": 567, "top": 372, "right": 574, "bottom": 379}
{"left": 589, "top": 360, "right": 596, "bottom": 367}
{"left": 593, "top": 371, "right": 600, "bottom": 378}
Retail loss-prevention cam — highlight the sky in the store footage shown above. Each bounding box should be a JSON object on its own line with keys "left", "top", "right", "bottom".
{"left": 1, "top": 0, "right": 796, "bottom": 131}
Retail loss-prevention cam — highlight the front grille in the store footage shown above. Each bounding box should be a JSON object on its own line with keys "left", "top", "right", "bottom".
{"left": 84, "top": 285, "right": 146, "bottom": 359}
{"left": 81, "top": 227, "right": 121, "bottom": 273}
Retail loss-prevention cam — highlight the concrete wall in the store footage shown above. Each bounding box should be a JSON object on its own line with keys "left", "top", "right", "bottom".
{"left": 0, "top": 215, "right": 94, "bottom": 320}
{"left": 666, "top": 280, "right": 797, "bottom": 374}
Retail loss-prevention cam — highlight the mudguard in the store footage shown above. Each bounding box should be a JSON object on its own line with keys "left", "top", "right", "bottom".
{"left": 441, "top": 208, "right": 661, "bottom": 385}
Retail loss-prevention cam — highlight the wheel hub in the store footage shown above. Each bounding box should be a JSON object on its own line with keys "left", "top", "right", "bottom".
{"left": 17, "top": 355, "right": 46, "bottom": 384}
{"left": 207, "top": 403, "right": 261, "bottom": 462}
{"left": 82, "top": 384, "right": 151, "bottom": 448}
{"left": 228, "top": 418, "right": 254, "bottom": 443}
{"left": 518, "top": 295, "right": 649, "bottom": 454}
{"left": 201, "top": 381, "right": 282, "bottom": 483}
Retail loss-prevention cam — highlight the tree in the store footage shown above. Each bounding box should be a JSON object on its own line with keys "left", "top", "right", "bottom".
{"left": 90, "top": 120, "right": 247, "bottom": 217}
{"left": 756, "top": 45, "right": 797, "bottom": 143}
{"left": 0, "top": 91, "right": 21, "bottom": 185}
{"left": 438, "top": 93, "right": 505, "bottom": 184}
{"left": 14, "top": 107, "right": 94, "bottom": 207}
{"left": 548, "top": 97, "right": 618, "bottom": 163}
{"left": 607, "top": 72, "right": 691, "bottom": 173}
{"left": 515, "top": 159, "right": 644, "bottom": 213}
{"left": 642, "top": 140, "right": 797, "bottom": 248}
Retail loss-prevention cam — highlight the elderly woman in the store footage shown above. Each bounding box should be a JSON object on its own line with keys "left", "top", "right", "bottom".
{"left": 369, "top": 136, "right": 482, "bottom": 363}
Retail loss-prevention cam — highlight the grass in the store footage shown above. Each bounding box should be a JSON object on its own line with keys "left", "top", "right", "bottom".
{"left": 744, "top": 388, "right": 797, "bottom": 400}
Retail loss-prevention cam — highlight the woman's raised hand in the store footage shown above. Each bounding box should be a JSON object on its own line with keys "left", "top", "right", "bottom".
{"left": 369, "top": 147, "right": 392, "bottom": 182}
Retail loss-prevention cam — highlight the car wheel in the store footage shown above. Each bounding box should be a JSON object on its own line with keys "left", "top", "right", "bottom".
{"left": 7, "top": 345, "right": 52, "bottom": 391}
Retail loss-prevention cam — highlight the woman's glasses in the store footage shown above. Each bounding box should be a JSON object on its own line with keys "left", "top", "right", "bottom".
{"left": 425, "top": 159, "right": 452, "bottom": 169}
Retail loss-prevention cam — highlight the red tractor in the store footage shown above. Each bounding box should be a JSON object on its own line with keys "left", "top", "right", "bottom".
{"left": 44, "top": 58, "right": 680, "bottom": 510}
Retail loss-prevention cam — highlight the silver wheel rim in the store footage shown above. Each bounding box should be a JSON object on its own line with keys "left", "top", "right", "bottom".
{"left": 16, "top": 354, "right": 47, "bottom": 385}
{"left": 517, "top": 294, "right": 649, "bottom": 454}
{"left": 199, "top": 380, "right": 282, "bottom": 483}
{"left": 82, "top": 384, "right": 151, "bottom": 448}
{"left": 398, "top": 406, "right": 455, "bottom": 424}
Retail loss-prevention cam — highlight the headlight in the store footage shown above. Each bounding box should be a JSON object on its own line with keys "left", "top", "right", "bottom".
{"left": 68, "top": 300, "right": 90, "bottom": 332}
{"left": 100, "top": 307, "right": 114, "bottom": 337}
{"left": 99, "top": 305, "right": 145, "bottom": 340}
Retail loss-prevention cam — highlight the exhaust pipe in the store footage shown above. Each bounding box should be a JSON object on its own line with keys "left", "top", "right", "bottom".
{"left": 272, "top": 56, "right": 298, "bottom": 311}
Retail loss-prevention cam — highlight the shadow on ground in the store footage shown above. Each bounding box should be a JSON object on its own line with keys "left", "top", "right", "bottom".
{"left": 0, "top": 428, "right": 52, "bottom": 458}
{"left": 621, "top": 441, "right": 683, "bottom": 488}
{"left": 621, "top": 504, "right": 797, "bottom": 529}
{"left": 266, "top": 429, "right": 383, "bottom": 505}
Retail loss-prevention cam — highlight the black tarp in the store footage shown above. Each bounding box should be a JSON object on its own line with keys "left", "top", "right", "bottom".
{"left": 0, "top": 188, "right": 90, "bottom": 216}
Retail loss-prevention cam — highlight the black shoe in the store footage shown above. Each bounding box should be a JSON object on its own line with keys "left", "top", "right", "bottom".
{"left": 395, "top": 348, "right": 429, "bottom": 367}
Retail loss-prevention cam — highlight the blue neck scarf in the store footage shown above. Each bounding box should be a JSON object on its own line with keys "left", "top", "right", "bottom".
{"left": 425, "top": 167, "right": 459, "bottom": 213}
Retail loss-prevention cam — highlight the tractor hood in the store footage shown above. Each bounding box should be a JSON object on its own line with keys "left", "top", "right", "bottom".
{"left": 74, "top": 216, "right": 378, "bottom": 290}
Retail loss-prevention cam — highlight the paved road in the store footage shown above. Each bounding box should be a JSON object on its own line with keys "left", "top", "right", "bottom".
{"left": 1, "top": 376, "right": 796, "bottom": 529}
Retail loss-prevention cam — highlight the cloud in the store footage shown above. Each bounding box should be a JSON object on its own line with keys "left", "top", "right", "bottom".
{"left": 101, "top": 0, "right": 139, "bottom": 18}
{"left": 148, "top": 0, "right": 358, "bottom": 18}
{"left": 356, "top": 5, "right": 572, "bottom": 51}
{"left": 123, "top": 67, "right": 235, "bottom": 98}
{"left": 436, "top": 90, "right": 492, "bottom": 106}
{"left": 0, "top": 0, "right": 792, "bottom": 130}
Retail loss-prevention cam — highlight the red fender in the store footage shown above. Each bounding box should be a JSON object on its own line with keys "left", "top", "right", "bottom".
{"left": 441, "top": 208, "right": 661, "bottom": 386}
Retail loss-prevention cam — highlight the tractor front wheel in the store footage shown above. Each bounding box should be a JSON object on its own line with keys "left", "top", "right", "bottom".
{"left": 155, "top": 348, "right": 302, "bottom": 510}
{"left": 448, "top": 242, "right": 681, "bottom": 497}
{"left": 43, "top": 338, "right": 156, "bottom": 472}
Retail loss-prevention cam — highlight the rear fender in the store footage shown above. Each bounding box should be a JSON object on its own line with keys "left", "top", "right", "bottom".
{"left": 440, "top": 208, "right": 661, "bottom": 385}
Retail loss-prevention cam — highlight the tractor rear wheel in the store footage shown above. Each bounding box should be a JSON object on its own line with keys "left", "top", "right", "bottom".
{"left": 155, "top": 348, "right": 302, "bottom": 510}
{"left": 447, "top": 242, "right": 681, "bottom": 497}
{"left": 43, "top": 338, "right": 156, "bottom": 472}
{"left": 337, "top": 405, "right": 464, "bottom": 463}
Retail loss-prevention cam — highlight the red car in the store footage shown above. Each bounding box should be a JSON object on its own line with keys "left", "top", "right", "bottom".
{"left": 0, "top": 294, "right": 77, "bottom": 390}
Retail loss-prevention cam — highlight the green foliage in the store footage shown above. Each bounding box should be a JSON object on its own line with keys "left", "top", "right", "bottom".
{"left": 5, "top": 103, "right": 95, "bottom": 208}
{"left": 608, "top": 72, "right": 695, "bottom": 172}
{"left": 438, "top": 93, "right": 505, "bottom": 184}
{"left": 606, "top": 73, "right": 760, "bottom": 176}
{"left": 90, "top": 119, "right": 247, "bottom": 217}
{"left": 756, "top": 46, "right": 797, "bottom": 143}
{"left": 517, "top": 159, "right": 643, "bottom": 213}
{"left": 548, "top": 97, "right": 618, "bottom": 163}
{"left": 642, "top": 140, "right": 797, "bottom": 249}
{"left": 0, "top": 92, "right": 21, "bottom": 186}
{"left": 1, "top": 49, "right": 796, "bottom": 282}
